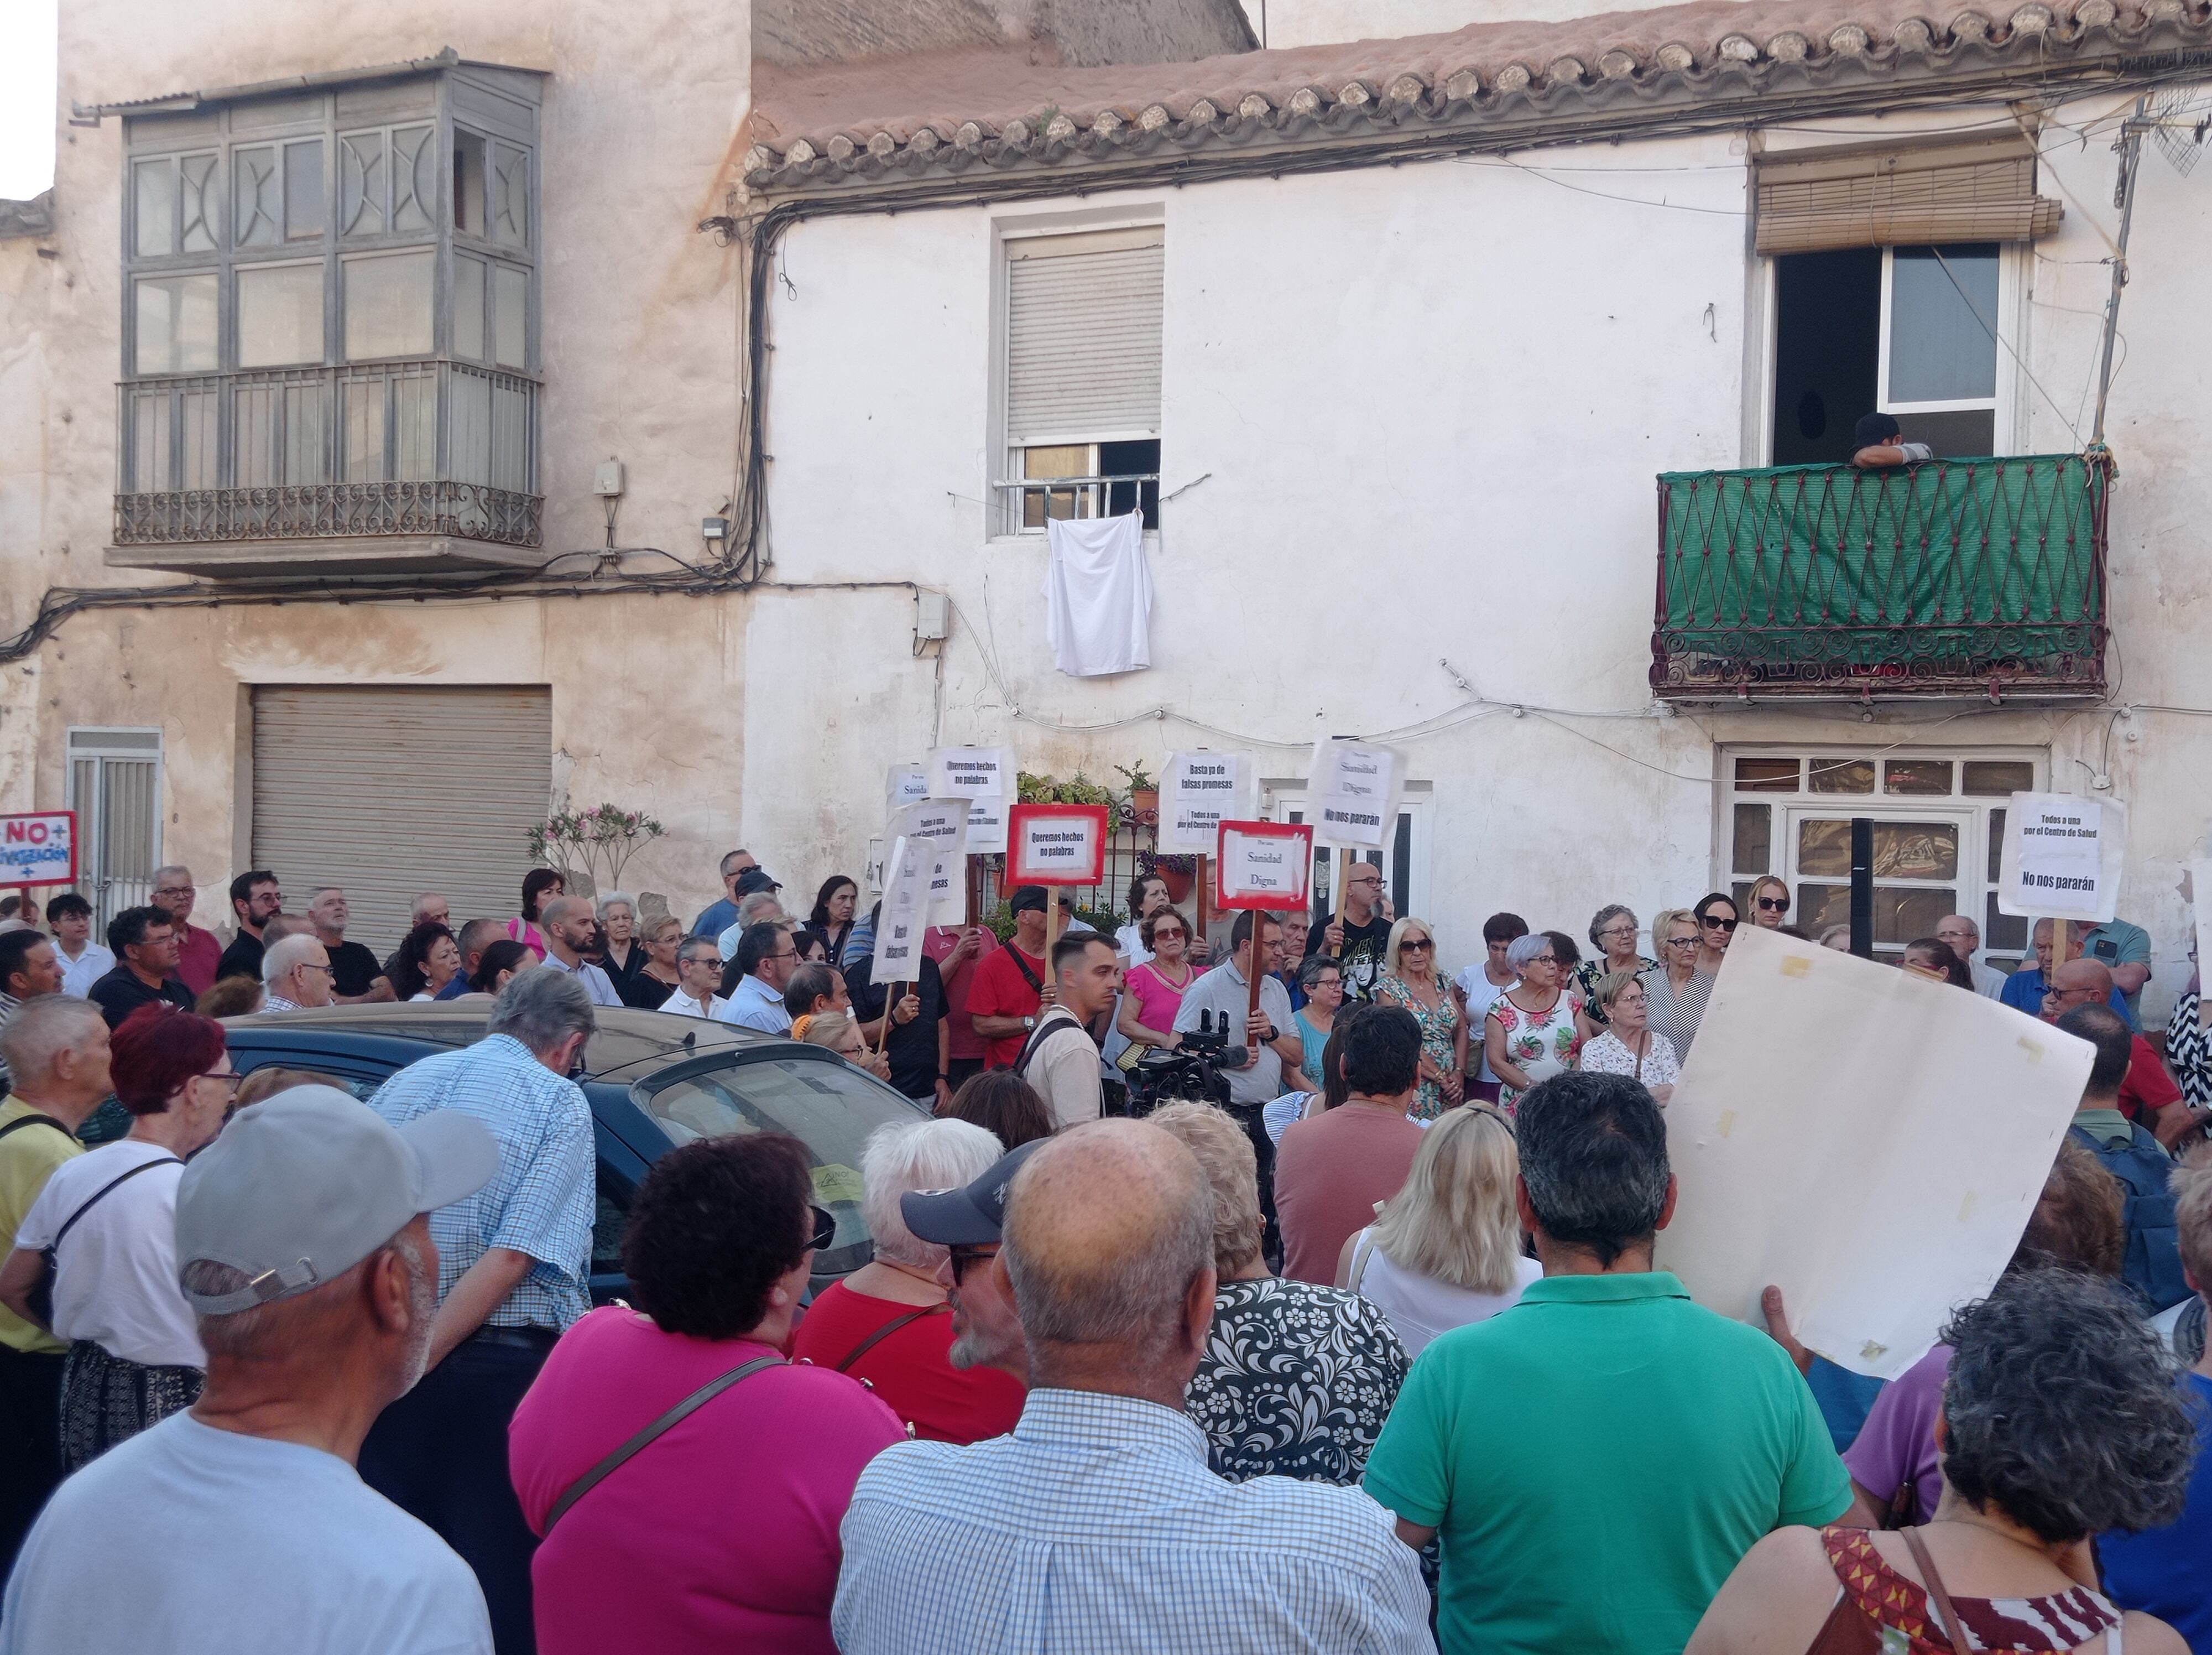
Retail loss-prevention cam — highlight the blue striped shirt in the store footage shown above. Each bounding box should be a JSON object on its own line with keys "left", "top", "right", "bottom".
{"left": 369, "top": 1033, "right": 592, "bottom": 1333}
{"left": 833, "top": 1387, "right": 1434, "bottom": 1654}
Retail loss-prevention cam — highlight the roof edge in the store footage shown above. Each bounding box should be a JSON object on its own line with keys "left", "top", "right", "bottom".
{"left": 69, "top": 47, "right": 550, "bottom": 123}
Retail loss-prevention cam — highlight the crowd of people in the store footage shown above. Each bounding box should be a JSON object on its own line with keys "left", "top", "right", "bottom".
{"left": 0, "top": 844, "right": 2209, "bottom": 1654}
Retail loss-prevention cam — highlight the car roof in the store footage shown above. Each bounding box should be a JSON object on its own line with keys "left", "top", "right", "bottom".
{"left": 222, "top": 1001, "right": 771, "bottom": 1080}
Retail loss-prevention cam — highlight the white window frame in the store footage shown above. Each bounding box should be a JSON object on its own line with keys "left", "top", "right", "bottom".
{"left": 1874, "top": 243, "right": 2022, "bottom": 446}
{"left": 64, "top": 725, "right": 166, "bottom": 928}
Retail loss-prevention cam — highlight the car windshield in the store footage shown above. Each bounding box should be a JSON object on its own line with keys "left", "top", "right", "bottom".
{"left": 637, "top": 1054, "right": 924, "bottom": 1270}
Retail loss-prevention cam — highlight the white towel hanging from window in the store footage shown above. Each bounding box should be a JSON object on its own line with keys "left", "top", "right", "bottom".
{"left": 1044, "top": 512, "right": 1152, "bottom": 677}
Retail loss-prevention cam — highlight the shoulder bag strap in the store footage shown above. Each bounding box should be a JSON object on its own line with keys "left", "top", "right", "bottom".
{"left": 53, "top": 1154, "right": 184, "bottom": 1253}
{"left": 836, "top": 1302, "right": 949, "bottom": 1373}
{"left": 545, "top": 1354, "right": 784, "bottom": 1534}
{"left": 1007, "top": 948, "right": 1044, "bottom": 995}
{"left": 1349, "top": 1232, "right": 1378, "bottom": 1293}
{"left": 1900, "top": 1528, "right": 1975, "bottom": 1655}
{"left": 0, "top": 1114, "right": 70, "bottom": 1145}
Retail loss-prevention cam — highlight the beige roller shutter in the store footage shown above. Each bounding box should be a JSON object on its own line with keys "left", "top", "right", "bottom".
{"left": 1755, "top": 134, "right": 2063, "bottom": 255}
{"left": 252, "top": 686, "right": 552, "bottom": 957}
{"left": 1006, "top": 226, "right": 1164, "bottom": 442}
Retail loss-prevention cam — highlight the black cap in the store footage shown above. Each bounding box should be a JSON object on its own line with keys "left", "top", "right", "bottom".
{"left": 734, "top": 868, "right": 782, "bottom": 896}
{"left": 901, "top": 1138, "right": 1047, "bottom": 1246}
{"left": 1008, "top": 884, "right": 1048, "bottom": 916}
{"left": 1854, "top": 410, "right": 1902, "bottom": 446}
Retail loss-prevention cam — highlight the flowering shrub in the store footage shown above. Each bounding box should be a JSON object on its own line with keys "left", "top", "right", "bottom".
{"left": 528, "top": 803, "right": 666, "bottom": 894}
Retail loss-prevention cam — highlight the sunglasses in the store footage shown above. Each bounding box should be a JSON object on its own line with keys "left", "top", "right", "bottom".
{"left": 1755, "top": 897, "right": 1788, "bottom": 912}
{"left": 1402, "top": 938, "right": 1433, "bottom": 951}
{"left": 1152, "top": 927, "right": 1185, "bottom": 940}
{"left": 808, "top": 1205, "right": 836, "bottom": 1252}
{"left": 948, "top": 1243, "right": 998, "bottom": 1284}
{"left": 1702, "top": 917, "right": 1739, "bottom": 932}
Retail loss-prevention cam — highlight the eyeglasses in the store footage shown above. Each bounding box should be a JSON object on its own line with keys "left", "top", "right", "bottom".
{"left": 1152, "top": 927, "right": 1185, "bottom": 941}
{"left": 682, "top": 955, "right": 719, "bottom": 969}
{"left": 1665, "top": 935, "right": 1701, "bottom": 949}
{"left": 808, "top": 1205, "right": 836, "bottom": 1252}
{"left": 152, "top": 885, "right": 194, "bottom": 899}
{"left": 1527, "top": 954, "right": 1557, "bottom": 967}
{"left": 298, "top": 961, "right": 336, "bottom": 975}
{"left": 1755, "top": 897, "right": 1788, "bottom": 913}
{"left": 948, "top": 1243, "right": 998, "bottom": 1284}
{"left": 1598, "top": 925, "right": 1637, "bottom": 939}
{"left": 1702, "top": 916, "right": 1739, "bottom": 932}
{"left": 196, "top": 1071, "right": 246, "bottom": 1097}
{"left": 1347, "top": 876, "right": 1382, "bottom": 889}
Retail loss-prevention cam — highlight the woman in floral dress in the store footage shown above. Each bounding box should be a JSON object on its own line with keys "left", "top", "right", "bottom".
{"left": 1373, "top": 917, "right": 1464, "bottom": 1122}
{"left": 1484, "top": 933, "right": 1582, "bottom": 1113}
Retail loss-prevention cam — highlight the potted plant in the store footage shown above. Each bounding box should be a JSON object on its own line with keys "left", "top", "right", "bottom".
{"left": 1139, "top": 847, "right": 1198, "bottom": 904}
{"left": 1016, "top": 770, "right": 1113, "bottom": 806}
{"left": 1114, "top": 762, "right": 1159, "bottom": 826}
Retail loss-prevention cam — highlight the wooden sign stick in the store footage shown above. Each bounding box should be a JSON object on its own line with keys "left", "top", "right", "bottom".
{"left": 1331, "top": 849, "right": 1352, "bottom": 956}
{"left": 1245, "top": 917, "right": 1265, "bottom": 1055}
{"left": 877, "top": 981, "right": 902, "bottom": 1056}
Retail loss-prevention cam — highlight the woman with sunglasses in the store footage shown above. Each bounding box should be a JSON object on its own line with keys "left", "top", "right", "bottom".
{"left": 1376, "top": 917, "right": 1464, "bottom": 1121}
{"left": 1693, "top": 891, "right": 1741, "bottom": 976}
{"left": 0, "top": 1003, "right": 234, "bottom": 1470}
{"left": 1642, "top": 907, "right": 1718, "bottom": 1068}
{"left": 512, "top": 1132, "right": 903, "bottom": 1655}
{"left": 1745, "top": 875, "right": 1792, "bottom": 931}
{"left": 1116, "top": 907, "right": 1197, "bottom": 1059}
{"left": 1484, "top": 933, "right": 1583, "bottom": 1115}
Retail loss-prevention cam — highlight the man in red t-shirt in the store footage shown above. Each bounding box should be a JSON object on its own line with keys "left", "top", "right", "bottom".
{"left": 2049, "top": 959, "right": 2201, "bottom": 1145}
{"left": 965, "top": 887, "right": 1055, "bottom": 1070}
{"left": 924, "top": 921, "right": 1000, "bottom": 1089}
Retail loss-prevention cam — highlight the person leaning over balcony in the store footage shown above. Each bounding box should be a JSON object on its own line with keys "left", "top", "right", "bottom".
{"left": 1850, "top": 411, "right": 1933, "bottom": 469}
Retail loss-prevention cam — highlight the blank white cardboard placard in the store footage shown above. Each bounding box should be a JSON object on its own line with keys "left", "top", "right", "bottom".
{"left": 1653, "top": 926, "right": 2091, "bottom": 1380}
{"left": 1995, "top": 792, "right": 2124, "bottom": 924}
{"left": 888, "top": 799, "right": 971, "bottom": 924}
{"left": 2193, "top": 858, "right": 2212, "bottom": 1032}
{"left": 1304, "top": 738, "right": 1405, "bottom": 851}
{"left": 1162, "top": 751, "right": 1252, "bottom": 855}
{"left": 928, "top": 746, "right": 1012, "bottom": 800}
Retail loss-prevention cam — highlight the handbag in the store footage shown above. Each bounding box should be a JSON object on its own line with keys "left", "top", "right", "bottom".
{"left": 29, "top": 1152, "right": 182, "bottom": 1330}
{"left": 544, "top": 1354, "right": 784, "bottom": 1533}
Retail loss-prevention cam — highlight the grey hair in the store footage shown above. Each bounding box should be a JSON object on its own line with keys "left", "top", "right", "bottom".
{"left": 152, "top": 864, "right": 192, "bottom": 887}
{"left": 1003, "top": 1124, "right": 1213, "bottom": 1356}
{"left": 0, "top": 995, "right": 105, "bottom": 1086}
{"left": 186, "top": 1224, "right": 429, "bottom": 1361}
{"left": 595, "top": 891, "right": 637, "bottom": 922}
{"left": 1940, "top": 1268, "right": 2197, "bottom": 1543}
{"left": 1297, "top": 954, "right": 1343, "bottom": 993}
{"left": 306, "top": 886, "right": 343, "bottom": 902}
{"left": 1587, "top": 904, "right": 1636, "bottom": 949}
{"left": 859, "top": 1118, "right": 1004, "bottom": 1269}
{"left": 1147, "top": 1102, "right": 1264, "bottom": 1276}
{"left": 409, "top": 893, "right": 445, "bottom": 922}
{"left": 488, "top": 966, "right": 596, "bottom": 1057}
{"left": 1506, "top": 932, "right": 1554, "bottom": 971}
{"left": 737, "top": 889, "right": 783, "bottom": 926}
{"left": 262, "top": 932, "right": 322, "bottom": 987}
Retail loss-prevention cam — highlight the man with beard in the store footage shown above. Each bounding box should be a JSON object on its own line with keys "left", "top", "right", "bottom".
{"left": 0, "top": 1086, "right": 500, "bottom": 1654}
{"left": 1308, "top": 862, "right": 1392, "bottom": 1002}
{"left": 215, "top": 870, "right": 283, "bottom": 986}
{"left": 901, "top": 1139, "right": 1045, "bottom": 1384}
{"left": 536, "top": 897, "right": 621, "bottom": 1008}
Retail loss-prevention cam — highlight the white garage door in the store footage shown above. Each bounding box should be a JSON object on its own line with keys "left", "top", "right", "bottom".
{"left": 252, "top": 686, "right": 552, "bottom": 956}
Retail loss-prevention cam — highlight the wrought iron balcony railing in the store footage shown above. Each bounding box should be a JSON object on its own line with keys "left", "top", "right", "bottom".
{"left": 113, "top": 360, "right": 541, "bottom": 549}
{"left": 1651, "top": 454, "right": 2108, "bottom": 702}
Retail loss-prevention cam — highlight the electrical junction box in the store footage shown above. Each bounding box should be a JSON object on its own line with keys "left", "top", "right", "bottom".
{"left": 916, "top": 591, "right": 950, "bottom": 641}
{"left": 592, "top": 460, "right": 625, "bottom": 497}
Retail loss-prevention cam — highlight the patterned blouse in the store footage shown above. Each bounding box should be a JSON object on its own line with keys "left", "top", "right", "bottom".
{"left": 1186, "top": 1277, "right": 1409, "bottom": 1485}
{"left": 1640, "top": 965, "right": 1717, "bottom": 1068}
{"left": 1373, "top": 971, "right": 1461, "bottom": 1122}
{"left": 1487, "top": 989, "right": 1584, "bottom": 1114}
{"left": 2167, "top": 988, "right": 2212, "bottom": 1108}
{"left": 1815, "top": 1526, "right": 2121, "bottom": 1654}
{"left": 1574, "top": 954, "right": 1659, "bottom": 1029}
{"left": 1579, "top": 1029, "right": 1680, "bottom": 1093}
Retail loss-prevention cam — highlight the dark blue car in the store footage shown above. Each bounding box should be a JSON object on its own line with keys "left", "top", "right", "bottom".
{"left": 220, "top": 1002, "right": 930, "bottom": 1302}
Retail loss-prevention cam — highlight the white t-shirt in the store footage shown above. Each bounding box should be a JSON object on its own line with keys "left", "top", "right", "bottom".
{"left": 1019, "top": 1006, "right": 1102, "bottom": 1131}
{"left": 14, "top": 1139, "right": 202, "bottom": 1368}
{"left": 0, "top": 1411, "right": 492, "bottom": 1655}
{"left": 1453, "top": 965, "right": 1517, "bottom": 1084}
{"left": 1347, "top": 1229, "right": 1542, "bottom": 1360}
{"left": 56, "top": 942, "right": 116, "bottom": 999}
{"left": 660, "top": 987, "right": 728, "bottom": 1020}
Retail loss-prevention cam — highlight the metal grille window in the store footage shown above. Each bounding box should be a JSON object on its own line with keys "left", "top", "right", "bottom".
{"left": 998, "top": 225, "right": 1164, "bottom": 535}
{"left": 1723, "top": 747, "right": 2042, "bottom": 970}
{"left": 115, "top": 65, "right": 542, "bottom": 550}
{"left": 64, "top": 727, "right": 164, "bottom": 929}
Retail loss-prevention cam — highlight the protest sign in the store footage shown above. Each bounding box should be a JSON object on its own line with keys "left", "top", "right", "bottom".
{"left": 2193, "top": 858, "right": 2212, "bottom": 1031}
{"left": 963, "top": 793, "right": 1008, "bottom": 856}
{"left": 928, "top": 746, "right": 1012, "bottom": 800}
{"left": 1303, "top": 740, "right": 1404, "bottom": 851}
{"left": 1655, "top": 926, "right": 2091, "bottom": 1380}
{"left": 1996, "top": 792, "right": 2124, "bottom": 924}
{"left": 1162, "top": 751, "right": 1251, "bottom": 855}
{"left": 1215, "top": 820, "right": 1313, "bottom": 909}
{"left": 870, "top": 834, "right": 933, "bottom": 979}
{"left": 1006, "top": 804, "right": 1109, "bottom": 888}
{"left": 887, "top": 799, "right": 971, "bottom": 923}
{"left": 886, "top": 764, "right": 931, "bottom": 812}
{"left": 0, "top": 812, "right": 76, "bottom": 888}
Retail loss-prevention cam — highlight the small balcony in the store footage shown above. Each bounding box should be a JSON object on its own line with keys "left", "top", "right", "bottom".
{"left": 1651, "top": 454, "right": 2108, "bottom": 702}
{"left": 108, "top": 360, "right": 543, "bottom": 578}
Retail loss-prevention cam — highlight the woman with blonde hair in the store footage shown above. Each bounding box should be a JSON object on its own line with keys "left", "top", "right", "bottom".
{"left": 1745, "top": 874, "right": 1792, "bottom": 931}
{"left": 1641, "top": 907, "right": 1716, "bottom": 1066}
{"left": 1374, "top": 915, "right": 1464, "bottom": 1121}
{"left": 1334, "top": 1104, "right": 1538, "bottom": 1358}
{"left": 797, "top": 1009, "right": 892, "bottom": 1084}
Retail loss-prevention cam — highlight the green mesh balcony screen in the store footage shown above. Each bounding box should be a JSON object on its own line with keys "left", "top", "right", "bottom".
{"left": 1651, "top": 455, "right": 2107, "bottom": 699}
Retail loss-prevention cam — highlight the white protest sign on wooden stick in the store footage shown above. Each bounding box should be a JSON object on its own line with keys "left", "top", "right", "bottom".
{"left": 1161, "top": 751, "right": 1252, "bottom": 855}
{"left": 1996, "top": 792, "right": 2125, "bottom": 969}
{"left": 887, "top": 799, "right": 972, "bottom": 925}
{"left": 1655, "top": 926, "right": 2091, "bottom": 1380}
{"left": 870, "top": 834, "right": 933, "bottom": 982}
{"left": 1305, "top": 737, "right": 1401, "bottom": 950}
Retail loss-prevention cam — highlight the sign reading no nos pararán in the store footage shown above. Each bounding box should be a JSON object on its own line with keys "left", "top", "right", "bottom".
{"left": 1996, "top": 792, "right": 2125, "bottom": 924}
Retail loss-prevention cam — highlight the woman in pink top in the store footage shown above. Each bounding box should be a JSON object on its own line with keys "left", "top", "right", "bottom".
{"left": 510, "top": 1133, "right": 902, "bottom": 1655}
{"left": 1115, "top": 908, "right": 1197, "bottom": 1057}
{"left": 505, "top": 868, "right": 562, "bottom": 957}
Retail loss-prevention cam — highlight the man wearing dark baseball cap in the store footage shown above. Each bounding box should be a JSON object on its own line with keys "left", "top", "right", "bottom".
{"left": 966, "top": 887, "right": 1057, "bottom": 1070}
{"left": 0, "top": 1086, "right": 500, "bottom": 1654}
{"left": 902, "top": 1139, "right": 1044, "bottom": 1383}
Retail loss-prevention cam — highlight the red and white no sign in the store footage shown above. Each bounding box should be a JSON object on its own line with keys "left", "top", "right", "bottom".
{"left": 1214, "top": 820, "right": 1313, "bottom": 910}
{"left": 1005, "top": 804, "right": 1110, "bottom": 887}
{"left": 0, "top": 811, "right": 78, "bottom": 889}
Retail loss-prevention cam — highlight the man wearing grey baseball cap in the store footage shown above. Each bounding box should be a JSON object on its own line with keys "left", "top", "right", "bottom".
{"left": 0, "top": 1085, "right": 500, "bottom": 1654}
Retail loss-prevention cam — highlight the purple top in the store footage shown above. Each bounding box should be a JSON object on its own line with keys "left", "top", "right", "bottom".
{"left": 1842, "top": 1344, "right": 1950, "bottom": 1522}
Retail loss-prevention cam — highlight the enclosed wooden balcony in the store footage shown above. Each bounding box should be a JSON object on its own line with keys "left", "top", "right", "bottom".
{"left": 1650, "top": 454, "right": 2107, "bottom": 702}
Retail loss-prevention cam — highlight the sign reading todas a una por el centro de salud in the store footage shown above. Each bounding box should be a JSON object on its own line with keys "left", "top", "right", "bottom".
{"left": 1996, "top": 792, "right": 2124, "bottom": 925}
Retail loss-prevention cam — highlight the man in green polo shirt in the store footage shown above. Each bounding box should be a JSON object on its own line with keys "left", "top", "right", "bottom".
{"left": 1363, "top": 1070, "right": 1848, "bottom": 1655}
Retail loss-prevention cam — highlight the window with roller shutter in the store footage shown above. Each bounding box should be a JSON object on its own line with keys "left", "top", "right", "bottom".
{"left": 249, "top": 686, "right": 551, "bottom": 955}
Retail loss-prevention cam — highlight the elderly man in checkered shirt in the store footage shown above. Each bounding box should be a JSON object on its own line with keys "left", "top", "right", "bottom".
{"left": 358, "top": 968, "right": 597, "bottom": 1655}
{"left": 833, "top": 1117, "right": 1433, "bottom": 1654}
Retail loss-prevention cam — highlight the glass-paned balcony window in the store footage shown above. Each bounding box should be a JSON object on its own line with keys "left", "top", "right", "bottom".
{"left": 115, "top": 68, "right": 541, "bottom": 553}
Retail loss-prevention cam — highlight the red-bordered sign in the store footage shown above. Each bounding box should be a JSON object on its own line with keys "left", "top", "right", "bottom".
{"left": 1005, "top": 803, "right": 1110, "bottom": 887}
{"left": 0, "top": 811, "right": 77, "bottom": 889}
{"left": 1214, "top": 819, "right": 1314, "bottom": 911}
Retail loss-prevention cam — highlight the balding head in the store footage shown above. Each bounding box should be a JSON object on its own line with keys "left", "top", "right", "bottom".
{"left": 1001, "top": 1119, "right": 1215, "bottom": 1397}
{"left": 2050, "top": 956, "right": 2114, "bottom": 1020}
{"left": 264, "top": 933, "right": 333, "bottom": 1007}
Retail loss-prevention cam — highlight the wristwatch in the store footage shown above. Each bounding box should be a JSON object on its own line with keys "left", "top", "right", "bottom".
{"left": 1021, "top": 1014, "right": 1036, "bottom": 1031}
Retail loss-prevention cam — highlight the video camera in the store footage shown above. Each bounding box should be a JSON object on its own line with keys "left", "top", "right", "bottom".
{"left": 1125, "top": 1009, "right": 1235, "bottom": 1115}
